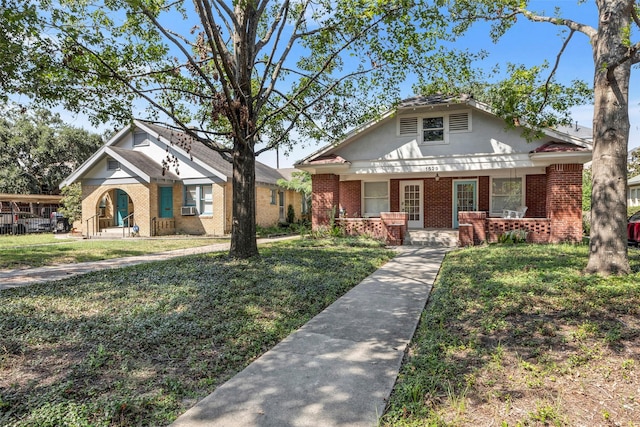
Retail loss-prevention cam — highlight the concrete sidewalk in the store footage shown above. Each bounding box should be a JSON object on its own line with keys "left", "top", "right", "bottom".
{"left": 0, "top": 236, "right": 296, "bottom": 290}
{"left": 170, "top": 246, "right": 448, "bottom": 427}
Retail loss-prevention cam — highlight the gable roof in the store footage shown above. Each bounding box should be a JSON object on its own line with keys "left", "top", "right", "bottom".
{"left": 295, "top": 94, "right": 592, "bottom": 168}
{"left": 629, "top": 175, "right": 640, "bottom": 186}
{"left": 61, "top": 120, "right": 288, "bottom": 188}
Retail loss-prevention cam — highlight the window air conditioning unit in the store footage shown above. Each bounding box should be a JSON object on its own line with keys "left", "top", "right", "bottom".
{"left": 181, "top": 206, "right": 197, "bottom": 216}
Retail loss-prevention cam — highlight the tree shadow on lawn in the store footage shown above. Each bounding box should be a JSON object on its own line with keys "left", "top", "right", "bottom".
{"left": 383, "top": 244, "right": 640, "bottom": 426}
{"left": 0, "top": 243, "right": 394, "bottom": 426}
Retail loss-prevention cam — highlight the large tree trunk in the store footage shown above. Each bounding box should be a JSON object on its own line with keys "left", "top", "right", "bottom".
{"left": 229, "top": 138, "right": 258, "bottom": 259}
{"left": 585, "top": 0, "right": 631, "bottom": 275}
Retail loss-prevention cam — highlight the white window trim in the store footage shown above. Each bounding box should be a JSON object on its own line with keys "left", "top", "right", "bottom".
{"left": 184, "top": 184, "right": 213, "bottom": 216}
{"left": 398, "top": 110, "right": 472, "bottom": 145}
{"left": 361, "top": 180, "right": 390, "bottom": 218}
{"left": 489, "top": 176, "right": 525, "bottom": 217}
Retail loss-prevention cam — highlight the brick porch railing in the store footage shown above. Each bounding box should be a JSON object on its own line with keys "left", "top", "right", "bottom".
{"left": 336, "top": 212, "right": 408, "bottom": 245}
{"left": 458, "top": 211, "right": 552, "bottom": 246}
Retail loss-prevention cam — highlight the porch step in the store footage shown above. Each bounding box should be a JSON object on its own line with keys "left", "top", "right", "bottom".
{"left": 405, "top": 229, "right": 459, "bottom": 248}
{"left": 91, "top": 227, "right": 133, "bottom": 239}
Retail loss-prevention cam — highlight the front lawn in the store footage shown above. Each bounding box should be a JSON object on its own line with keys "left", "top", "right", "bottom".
{"left": 382, "top": 244, "right": 640, "bottom": 426}
{"left": 0, "top": 238, "right": 395, "bottom": 426}
{"left": 0, "top": 234, "right": 228, "bottom": 270}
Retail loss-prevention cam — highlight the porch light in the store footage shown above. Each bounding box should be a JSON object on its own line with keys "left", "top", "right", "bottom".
{"left": 435, "top": 173, "right": 440, "bottom": 181}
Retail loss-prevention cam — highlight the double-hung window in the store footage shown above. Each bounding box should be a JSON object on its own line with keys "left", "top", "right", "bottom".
{"left": 422, "top": 117, "right": 444, "bottom": 143}
{"left": 363, "top": 182, "right": 389, "bottom": 217}
{"left": 184, "top": 185, "right": 213, "bottom": 215}
{"left": 491, "top": 178, "right": 523, "bottom": 216}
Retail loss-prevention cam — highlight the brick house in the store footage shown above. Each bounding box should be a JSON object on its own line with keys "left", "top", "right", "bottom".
{"left": 60, "top": 120, "right": 304, "bottom": 237}
{"left": 295, "top": 95, "right": 592, "bottom": 245}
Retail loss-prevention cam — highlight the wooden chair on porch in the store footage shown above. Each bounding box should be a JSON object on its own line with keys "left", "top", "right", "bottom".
{"left": 502, "top": 206, "right": 527, "bottom": 219}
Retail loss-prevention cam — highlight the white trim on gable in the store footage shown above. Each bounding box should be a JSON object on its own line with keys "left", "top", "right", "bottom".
{"left": 133, "top": 120, "right": 228, "bottom": 183}
{"left": 104, "top": 147, "right": 152, "bottom": 183}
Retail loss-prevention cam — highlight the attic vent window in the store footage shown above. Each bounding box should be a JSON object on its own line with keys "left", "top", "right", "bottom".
{"left": 107, "top": 159, "right": 120, "bottom": 171}
{"left": 133, "top": 132, "right": 149, "bottom": 146}
{"left": 449, "top": 112, "right": 470, "bottom": 132}
{"left": 399, "top": 117, "right": 418, "bottom": 136}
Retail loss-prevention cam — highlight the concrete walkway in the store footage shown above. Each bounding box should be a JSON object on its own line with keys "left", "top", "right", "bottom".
{"left": 0, "top": 236, "right": 297, "bottom": 290}
{"left": 170, "top": 246, "right": 449, "bottom": 427}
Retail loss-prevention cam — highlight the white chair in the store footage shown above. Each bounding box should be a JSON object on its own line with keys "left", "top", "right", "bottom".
{"left": 503, "top": 206, "right": 527, "bottom": 219}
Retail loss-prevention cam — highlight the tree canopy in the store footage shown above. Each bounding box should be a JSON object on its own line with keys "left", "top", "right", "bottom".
{"left": 0, "top": 106, "right": 103, "bottom": 194}
{"left": 10, "top": 0, "right": 487, "bottom": 257}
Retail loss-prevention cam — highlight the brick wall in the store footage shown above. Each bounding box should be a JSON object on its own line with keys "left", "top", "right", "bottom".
{"left": 81, "top": 183, "right": 151, "bottom": 236}
{"left": 478, "top": 176, "right": 490, "bottom": 212}
{"left": 526, "top": 174, "right": 547, "bottom": 218}
{"left": 339, "top": 180, "right": 361, "bottom": 217}
{"left": 425, "top": 178, "right": 452, "bottom": 228}
{"left": 390, "top": 179, "right": 400, "bottom": 212}
{"left": 312, "top": 174, "right": 340, "bottom": 228}
{"left": 547, "top": 164, "right": 583, "bottom": 243}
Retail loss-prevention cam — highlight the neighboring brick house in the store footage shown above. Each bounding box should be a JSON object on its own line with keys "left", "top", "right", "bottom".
{"left": 295, "top": 95, "right": 593, "bottom": 245}
{"left": 60, "top": 120, "right": 303, "bottom": 237}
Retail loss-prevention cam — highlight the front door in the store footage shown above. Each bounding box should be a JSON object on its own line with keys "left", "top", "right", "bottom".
{"left": 159, "top": 187, "right": 173, "bottom": 218}
{"left": 116, "top": 189, "right": 129, "bottom": 226}
{"left": 401, "top": 181, "right": 423, "bottom": 228}
{"left": 453, "top": 180, "right": 477, "bottom": 228}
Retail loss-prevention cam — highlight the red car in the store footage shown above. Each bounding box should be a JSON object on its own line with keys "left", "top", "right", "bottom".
{"left": 629, "top": 211, "right": 640, "bottom": 246}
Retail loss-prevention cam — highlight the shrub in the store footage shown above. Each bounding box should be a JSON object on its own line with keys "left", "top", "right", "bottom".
{"left": 498, "top": 229, "right": 527, "bottom": 244}
{"left": 582, "top": 211, "right": 591, "bottom": 236}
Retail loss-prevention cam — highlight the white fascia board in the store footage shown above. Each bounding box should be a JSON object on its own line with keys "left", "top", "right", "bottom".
{"left": 294, "top": 163, "right": 351, "bottom": 175}
{"left": 350, "top": 153, "right": 536, "bottom": 174}
{"left": 59, "top": 145, "right": 112, "bottom": 188}
{"left": 133, "top": 120, "right": 228, "bottom": 182}
{"left": 296, "top": 110, "right": 396, "bottom": 165}
{"left": 529, "top": 151, "right": 593, "bottom": 165}
{"left": 106, "top": 125, "right": 134, "bottom": 147}
{"left": 104, "top": 147, "right": 152, "bottom": 183}
{"left": 59, "top": 123, "right": 140, "bottom": 189}
{"left": 183, "top": 178, "right": 216, "bottom": 185}
{"left": 541, "top": 127, "right": 593, "bottom": 148}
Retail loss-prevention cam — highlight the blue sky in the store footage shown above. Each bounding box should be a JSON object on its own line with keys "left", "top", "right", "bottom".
{"left": 56, "top": 0, "right": 639, "bottom": 169}
{"left": 252, "top": 1, "right": 640, "bottom": 167}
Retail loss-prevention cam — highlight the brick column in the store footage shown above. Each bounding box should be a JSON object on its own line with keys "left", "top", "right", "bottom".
{"left": 312, "top": 174, "right": 340, "bottom": 228}
{"left": 339, "top": 180, "right": 361, "bottom": 217}
{"left": 458, "top": 211, "right": 487, "bottom": 244}
{"left": 546, "top": 164, "right": 583, "bottom": 243}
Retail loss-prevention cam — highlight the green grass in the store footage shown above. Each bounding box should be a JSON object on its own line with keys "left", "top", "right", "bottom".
{"left": 381, "top": 244, "right": 640, "bottom": 426}
{"left": 0, "top": 237, "right": 395, "bottom": 426}
{"left": 0, "top": 234, "right": 228, "bottom": 269}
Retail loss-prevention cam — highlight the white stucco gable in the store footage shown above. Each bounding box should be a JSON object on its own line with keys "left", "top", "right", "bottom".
{"left": 296, "top": 95, "right": 592, "bottom": 176}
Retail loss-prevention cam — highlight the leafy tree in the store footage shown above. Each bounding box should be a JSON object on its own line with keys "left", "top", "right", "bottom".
{"left": 0, "top": 106, "right": 103, "bottom": 194}
{"left": 583, "top": 167, "right": 592, "bottom": 212}
{"left": 628, "top": 148, "right": 640, "bottom": 178}
{"left": 21, "top": 0, "right": 478, "bottom": 259}
{"left": 58, "top": 183, "right": 82, "bottom": 224}
{"left": 443, "top": 1, "right": 639, "bottom": 275}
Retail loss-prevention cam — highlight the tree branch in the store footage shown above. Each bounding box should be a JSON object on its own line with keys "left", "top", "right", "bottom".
{"left": 515, "top": 8, "right": 597, "bottom": 39}
{"left": 539, "top": 29, "right": 575, "bottom": 114}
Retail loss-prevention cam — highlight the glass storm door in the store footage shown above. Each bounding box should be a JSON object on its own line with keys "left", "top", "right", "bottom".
{"left": 116, "top": 189, "right": 129, "bottom": 226}
{"left": 453, "top": 180, "right": 477, "bottom": 228}
{"left": 401, "top": 181, "right": 423, "bottom": 228}
{"left": 159, "top": 187, "right": 173, "bottom": 218}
